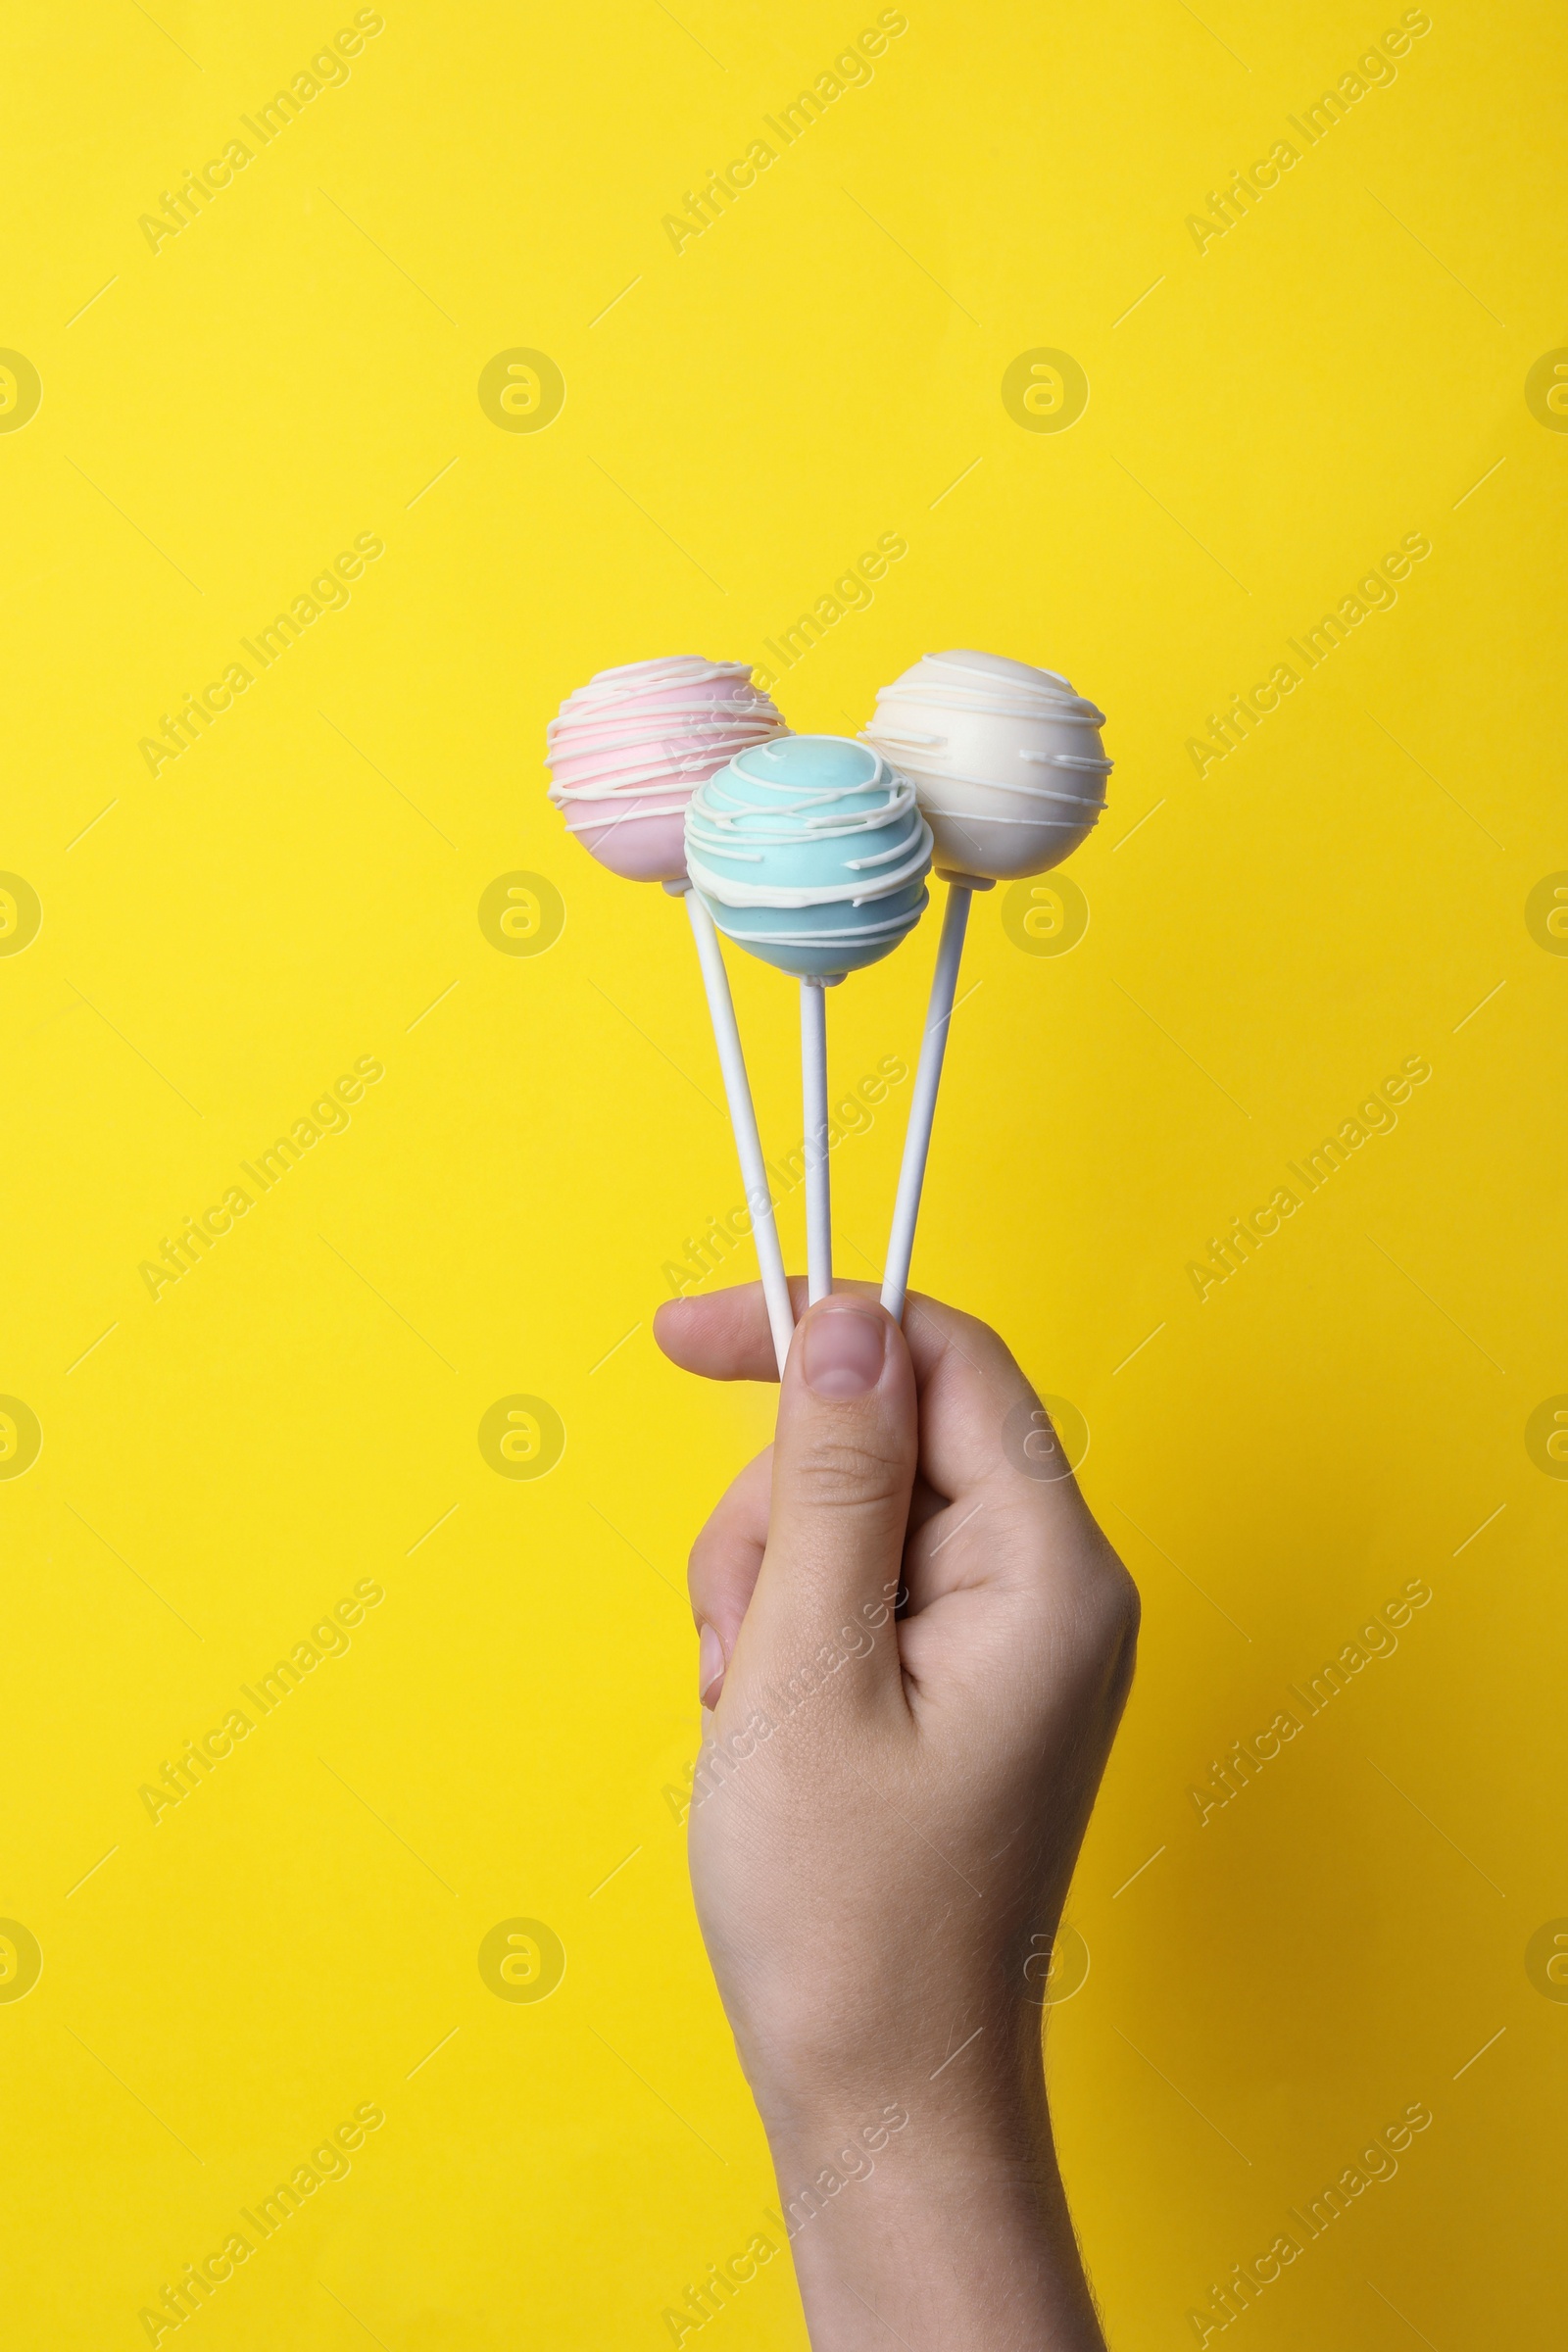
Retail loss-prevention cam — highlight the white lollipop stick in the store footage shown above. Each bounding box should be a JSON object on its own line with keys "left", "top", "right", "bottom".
{"left": 676, "top": 885, "right": 795, "bottom": 1375}
{"left": 880, "top": 875, "right": 992, "bottom": 1322}
{"left": 801, "top": 977, "right": 832, "bottom": 1303}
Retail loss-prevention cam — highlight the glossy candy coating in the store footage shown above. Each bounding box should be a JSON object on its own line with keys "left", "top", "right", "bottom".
{"left": 547, "top": 657, "right": 787, "bottom": 882}
{"left": 686, "top": 734, "right": 931, "bottom": 980}
{"left": 862, "top": 649, "right": 1110, "bottom": 882}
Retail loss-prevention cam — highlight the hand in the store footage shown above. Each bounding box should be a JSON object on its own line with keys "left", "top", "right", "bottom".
{"left": 654, "top": 1280, "right": 1139, "bottom": 2350}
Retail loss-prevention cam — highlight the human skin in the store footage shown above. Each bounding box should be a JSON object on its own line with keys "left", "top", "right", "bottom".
{"left": 654, "top": 1280, "right": 1140, "bottom": 2349}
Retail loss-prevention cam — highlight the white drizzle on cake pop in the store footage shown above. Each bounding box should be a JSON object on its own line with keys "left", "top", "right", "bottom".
{"left": 862, "top": 649, "right": 1111, "bottom": 881}
{"left": 546, "top": 657, "right": 787, "bottom": 881}
{"left": 685, "top": 737, "right": 931, "bottom": 975}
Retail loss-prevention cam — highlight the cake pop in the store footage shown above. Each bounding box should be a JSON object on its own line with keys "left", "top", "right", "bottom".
{"left": 545, "top": 657, "right": 796, "bottom": 1370}
{"left": 686, "top": 736, "right": 932, "bottom": 1299}
{"left": 546, "top": 656, "right": 784, "bottom": 882}
{"left": 861, "top": 652, "right": 1112, "bottom": 1319}
{"left": 864, "top": 649, "right": 1110, "bottom": 881}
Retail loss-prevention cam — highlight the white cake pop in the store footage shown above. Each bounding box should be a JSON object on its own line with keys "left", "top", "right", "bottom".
{"left": 867, "top": 650, "right": 1112, "bottom": 1323}
{"left": 863, "top": 649, "right": 1111, "bottom": 882}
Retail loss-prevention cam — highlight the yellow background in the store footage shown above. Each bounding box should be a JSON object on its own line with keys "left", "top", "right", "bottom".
{"left": 3, "top": 1, "right": 1563, "bottom": 2343}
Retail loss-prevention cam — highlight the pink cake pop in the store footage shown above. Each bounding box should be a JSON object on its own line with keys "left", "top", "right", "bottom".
{"left": 544, "top": 654, "right": 796, "bottom": 1372}
{"left": 546, "top": 657, "right": 787, "bottom": 882}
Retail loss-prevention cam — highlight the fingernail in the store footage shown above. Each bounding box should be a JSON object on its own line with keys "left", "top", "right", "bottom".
{"left": 698, "top": 1622, "right": 725, "bottom": 1706}
{"left": 802, "top": 1300, "right": 887, "bottom": 1398}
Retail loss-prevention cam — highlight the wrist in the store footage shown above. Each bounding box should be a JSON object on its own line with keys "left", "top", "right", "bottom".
{"left": 739, "top": 1973, "right": 1050, "bottom": 2149}
{"left": 758, "top": 2062, "right": 1103, "bottom": 2352}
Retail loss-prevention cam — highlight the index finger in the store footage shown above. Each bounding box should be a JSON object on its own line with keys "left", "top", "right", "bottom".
{"left": 655, "top": 1280, "right": 1090, "bottom": 1518}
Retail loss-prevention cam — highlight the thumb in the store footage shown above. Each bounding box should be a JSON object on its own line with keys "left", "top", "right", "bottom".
{"left": 740, "top": 1295, "right": 916, "bottom": 1695}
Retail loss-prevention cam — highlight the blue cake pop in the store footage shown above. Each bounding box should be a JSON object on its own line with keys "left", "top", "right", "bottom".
{"left": 684, "top": 735, "right": 932, "bottom": 981}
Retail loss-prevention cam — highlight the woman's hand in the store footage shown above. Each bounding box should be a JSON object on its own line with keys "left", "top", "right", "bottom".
{"left": 655, "top": 1280, "right": 1139, "bottom": 2350}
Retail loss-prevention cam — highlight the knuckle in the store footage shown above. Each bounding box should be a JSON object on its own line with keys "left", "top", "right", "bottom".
{"left": 686, "top": 1519, "right": 727, "bottom": 1612}
{"left": 1089, "top": 1556, "right": 1141, "bottom": 1686}
{"left": 1090, "top": 1544, "right": 1141, "bottom": 1636}
{"left": 1105, "top": 1552, "right": 1141, "bottom": 1635}
{"left": 1050, "top": 1534, "right": 1140, "bottom": 1667}
{"left": 790, "top": 1435, "right": 908, "bottom": 1514}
